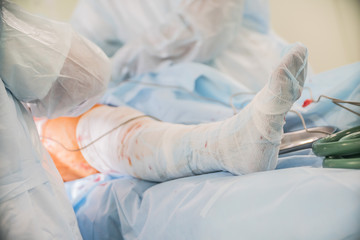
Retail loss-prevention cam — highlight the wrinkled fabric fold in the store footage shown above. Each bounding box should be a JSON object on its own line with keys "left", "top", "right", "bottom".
{"left": 0, "top": 2, "right": 111, "bottom": 239}
{"left": 0, "top": 1, "right": 110, "bottom": 118}
{"left": 71, "top": 0, "right": 286, "bottom": 91}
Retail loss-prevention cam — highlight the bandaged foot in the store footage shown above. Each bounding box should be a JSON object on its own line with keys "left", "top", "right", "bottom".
{"left": 77, "top": 43, "right": 308, "bottom": 181}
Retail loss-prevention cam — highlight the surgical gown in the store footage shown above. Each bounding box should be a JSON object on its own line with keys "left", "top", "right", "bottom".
{"left": 0, "top": 2, "right": 110, "bottom": 239}
{"left": 72, "top": 0, "right": 287, "bottom": 92}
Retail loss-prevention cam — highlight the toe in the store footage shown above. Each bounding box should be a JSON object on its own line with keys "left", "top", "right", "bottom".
{"left": 282, "top": 42, "right": 308, "bottom": 87}
{"left": 264, "top": 43, "right": 308, "bottom": 108}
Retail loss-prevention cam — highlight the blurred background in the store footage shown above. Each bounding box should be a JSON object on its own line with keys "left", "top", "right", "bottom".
{"left": 12, "top": 0, "right": 360, "bottom": 74}
{"left": 269, "top": 0, "right": 360, "bottom": 73}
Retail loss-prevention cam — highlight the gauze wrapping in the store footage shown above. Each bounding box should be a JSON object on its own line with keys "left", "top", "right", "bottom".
{"left": 77, "top": 105, "right": 277, "bottom": 181}
{"left": 0, "top": 1, "right": 111, "bottom": 118}
{"left": 77, "top": 43, "right": 308, "bottom": 182}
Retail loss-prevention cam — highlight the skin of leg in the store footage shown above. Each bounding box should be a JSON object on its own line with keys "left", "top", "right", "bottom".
{"left": 36, "top": 105, "right": 104, "bottom": 181}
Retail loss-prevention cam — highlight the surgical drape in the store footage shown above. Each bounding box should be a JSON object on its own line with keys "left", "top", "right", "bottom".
{"left": 0, "top": 2, "right": 110, "bottom": 239}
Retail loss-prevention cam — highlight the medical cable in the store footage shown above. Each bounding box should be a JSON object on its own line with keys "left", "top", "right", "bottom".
{"left": 312, "top": 125, "right": 360, "bottom": 169}
{"left": 288, "top": 109, "right": 333, "bottom": 135}
{"left": 230, "top": 86, "right": 359, "bottom": 134}
{"left": 303, "top": 87, "right": 360, "bottom": 116}
{"left": 228, "top": 90, "right": 331, "bottom": 135}
{"left": 118, "top": 80, "right": 360, "bottom": 118}
{"left": 39, "top": 88, "right": 268, "bottom": 153}
{"left": 40, "top": 114, "right": 161, "bottom": 152}
{"left": 40, "top": 83, "right": 358, "bottom": 152}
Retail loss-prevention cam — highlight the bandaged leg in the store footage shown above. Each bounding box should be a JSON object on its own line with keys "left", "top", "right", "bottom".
{"left": 78, "top": 43, "right": 308, "bottom": 181}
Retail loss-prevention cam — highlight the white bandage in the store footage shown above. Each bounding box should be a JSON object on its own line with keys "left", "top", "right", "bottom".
{"left": 78, "top": 43, "right": 308, "bottom": 181}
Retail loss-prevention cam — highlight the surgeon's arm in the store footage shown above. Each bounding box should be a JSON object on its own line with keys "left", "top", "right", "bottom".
{"left": 111, "top": 0, "right": 244, "bottom": 84}
{"left": 72, "top": 0, "right": 244, "bottom": 85}
{"left": 0, "top": 2, "right": 111, "bottom": 118}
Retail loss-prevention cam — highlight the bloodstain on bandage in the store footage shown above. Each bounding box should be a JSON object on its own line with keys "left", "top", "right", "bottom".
{"left": 127, "top": 156, "right": 132, "bottom": 166}
{"left": 205, "top": 141, "right": 208, "bottom": 148}
{"left": 121, "top": 122, "right": 143, "bottom": 144}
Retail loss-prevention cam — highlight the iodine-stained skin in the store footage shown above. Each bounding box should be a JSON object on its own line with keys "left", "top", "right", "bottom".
{"left": 77, "top": 43, "right": 308, "bottom": 182}
{"left": 36, "top": 105, "right": 104, "bottom": 182}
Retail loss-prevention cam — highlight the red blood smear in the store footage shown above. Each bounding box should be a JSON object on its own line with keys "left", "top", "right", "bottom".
{"left": 302, "top": 99, "right": 313, "bottom": 107}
